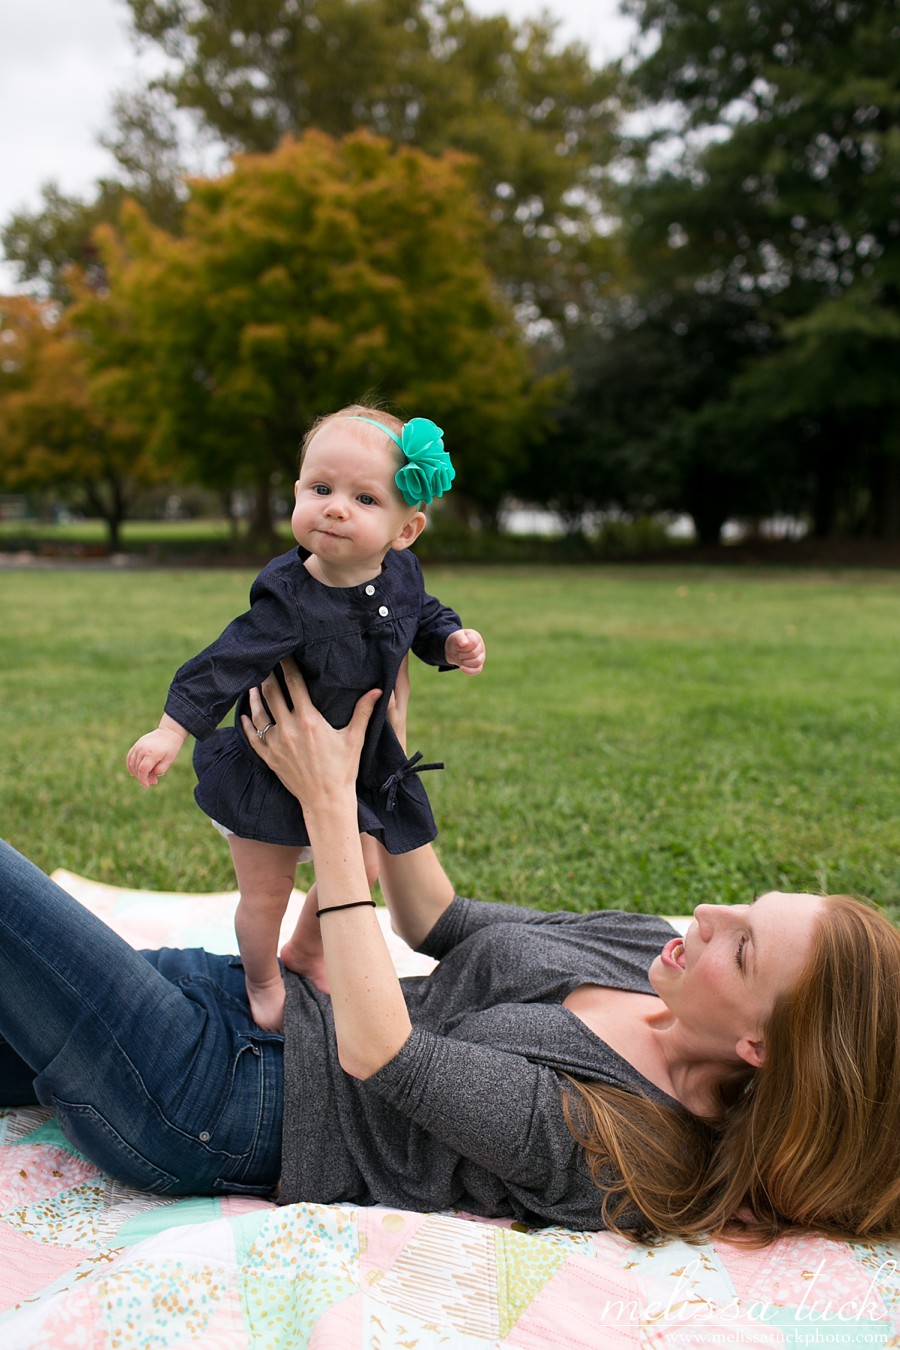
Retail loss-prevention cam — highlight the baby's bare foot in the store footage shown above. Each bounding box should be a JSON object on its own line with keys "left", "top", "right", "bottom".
{"left": 280, "top": 937, "right": 331, "bottom": 994}
{"left": 246, "top": 977, "right": 286, "bottom": 1032}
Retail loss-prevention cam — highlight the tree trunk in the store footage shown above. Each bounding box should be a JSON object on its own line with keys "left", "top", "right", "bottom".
{"left": 220, "top": 488, "right": 241, "bottom": 543}
{"left": 248, "top": 462, "right": 275, "bottom": 543}
{"left": 810, "top": 428, "right": 844, "bottom": 539}
{"left": 82, "top": 475, "right": 125, "bottom": 553}
{"left": 689, "top": 509, "right": 724, "bottom": 547}
{"left": 105, "top": 513, "right": 122, "bottom": 552}
{"left": 683, "top": 461, "right": 730, "bottom": 546}
{"left": 868, "top": 453, "right": 900, "bottom": 539}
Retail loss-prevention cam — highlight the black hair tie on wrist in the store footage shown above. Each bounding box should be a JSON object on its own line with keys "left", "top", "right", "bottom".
{"left": 316, "top": 900, "right": 377, "bottom": 918}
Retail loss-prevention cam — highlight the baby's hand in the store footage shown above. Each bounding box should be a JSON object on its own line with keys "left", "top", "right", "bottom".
{"left": 126, "top": 726, "right": 186, "bottom": 788}
{"left": 445, "top": 628, "right": 486, "bottom": 676}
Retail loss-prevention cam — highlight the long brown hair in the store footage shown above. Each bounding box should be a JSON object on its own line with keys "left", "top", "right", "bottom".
{"left": 564, "top": 895, "right": 900, "bottom": 1244}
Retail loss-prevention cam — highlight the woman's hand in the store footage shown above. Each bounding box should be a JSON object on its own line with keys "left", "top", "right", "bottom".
{"left": 242, "top": 657, "right": 380, "bottom": 809}
{"left": 242, "top": 657, "right": 411, "bottom": 1079}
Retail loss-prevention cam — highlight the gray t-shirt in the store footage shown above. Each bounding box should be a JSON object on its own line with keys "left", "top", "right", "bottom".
{"left": 279, "top": 897, "right": 679, "bottom": 1229}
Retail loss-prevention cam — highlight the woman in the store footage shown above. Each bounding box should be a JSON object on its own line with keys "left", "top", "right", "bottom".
{"left": 1, "top": 658, "right": 899, "bottom": 1244}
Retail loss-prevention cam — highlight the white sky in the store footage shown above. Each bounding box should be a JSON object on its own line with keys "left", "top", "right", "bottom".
{"left": 0, "top": 0, "right": 635, "bottom": 234}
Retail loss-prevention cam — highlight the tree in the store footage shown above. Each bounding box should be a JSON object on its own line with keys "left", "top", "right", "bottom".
{"left": 732, "top": 286, "right": 900, "bottom": 536}
{"left": 4, "top": 0, "right": 621, "bottom": 327}
{"left": 75, "top": 130, "right": 551, "bottom": 537}
{"left": 518, "top": 291, "right": 794, "bottom": 545}
{"left": 118, "top": 0, "right": 621, "bottom": 327}
{"left": 2, "top": 186, "right": 127, "bottom": 304}
{"left": 2, "top": 89, "right": 187, "bottom": 303}
{"left": 613, "top": 0, "right": 900, "bottom": 535}
{"left": 0, "top": 296, "right": 162, "bottom": 549}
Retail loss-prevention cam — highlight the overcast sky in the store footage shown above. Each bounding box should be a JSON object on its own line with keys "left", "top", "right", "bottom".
{"left": 0, "top": 0, "right": 635, "bottom": 235}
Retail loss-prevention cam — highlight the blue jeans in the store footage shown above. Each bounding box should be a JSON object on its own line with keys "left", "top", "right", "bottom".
{"left": 0, "top": 838, "right": 283, "bottom": 1196}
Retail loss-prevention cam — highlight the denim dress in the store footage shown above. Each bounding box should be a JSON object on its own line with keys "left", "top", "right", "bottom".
{"left": 163, "top": 546, "right": 462, "bottom": 851}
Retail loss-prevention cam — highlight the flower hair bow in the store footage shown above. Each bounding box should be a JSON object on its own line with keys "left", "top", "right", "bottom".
{"left": 351, "top": 415, "right": 455, "bottom": 506}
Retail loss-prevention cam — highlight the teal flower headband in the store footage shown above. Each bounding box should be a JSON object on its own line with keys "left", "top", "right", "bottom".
{"left": 350, "top": 416, "right": 455, "bottom": 507}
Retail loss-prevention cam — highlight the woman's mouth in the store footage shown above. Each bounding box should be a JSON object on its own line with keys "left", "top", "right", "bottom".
{"left": 660, "top": 937, "right": 686, "bottom": 970}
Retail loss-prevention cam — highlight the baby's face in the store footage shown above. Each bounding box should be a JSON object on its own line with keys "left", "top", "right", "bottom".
{"left": 292, "top": 420, "right": 419, "bottom": 579}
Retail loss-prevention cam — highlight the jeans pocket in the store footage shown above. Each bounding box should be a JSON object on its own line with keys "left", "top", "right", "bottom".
{"left": 51, "top": 1098, "right": 179, "bottom": 1193}
{"left": 210, "top": 1023, "right": 283, "bottom": 1192}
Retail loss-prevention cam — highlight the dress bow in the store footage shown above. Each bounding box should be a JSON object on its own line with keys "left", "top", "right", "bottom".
{"left": 381, "top": 751, "right": 444, "bottom": 811}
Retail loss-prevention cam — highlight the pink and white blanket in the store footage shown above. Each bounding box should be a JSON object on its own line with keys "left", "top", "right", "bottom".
{"left": 1, "top": 874, "right": 897, "bottom": 1348}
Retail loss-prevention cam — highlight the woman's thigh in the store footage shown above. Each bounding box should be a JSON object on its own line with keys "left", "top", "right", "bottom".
{"left": 0, "top": 839, "right": 283, "bottom": 1194}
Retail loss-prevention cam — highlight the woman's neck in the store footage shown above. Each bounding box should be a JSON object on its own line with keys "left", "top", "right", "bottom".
{"left": 645, "top": 1009, "right": 747, "bottom": 1118}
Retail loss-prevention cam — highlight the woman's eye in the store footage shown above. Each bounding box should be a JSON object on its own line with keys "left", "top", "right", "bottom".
{"left": 735, "top": 935, "right": 747, "bottom": 972}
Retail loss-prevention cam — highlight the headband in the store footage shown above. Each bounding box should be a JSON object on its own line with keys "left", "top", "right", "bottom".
{"left": 350, "top": 416, "right": 455, "bottom": 507}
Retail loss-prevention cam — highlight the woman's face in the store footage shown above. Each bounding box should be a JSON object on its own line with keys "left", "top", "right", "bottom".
{"left": 649, "top": 892, "right": 824, "bottom": 1066}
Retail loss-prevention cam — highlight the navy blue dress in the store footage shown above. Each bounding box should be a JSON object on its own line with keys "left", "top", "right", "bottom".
{"left": 163, "top": 547, "right": 462, "bottom": 851}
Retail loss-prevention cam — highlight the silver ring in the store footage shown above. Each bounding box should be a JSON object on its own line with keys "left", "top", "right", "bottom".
{"left": 257, "top": 722, "right": 275, "bottom": 743}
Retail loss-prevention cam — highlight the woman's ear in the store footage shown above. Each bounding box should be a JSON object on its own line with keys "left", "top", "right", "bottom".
{"left": 736, "top": 1036, "right": 766, "bottom": 1068}
{"left": 391, "top": 511, "right": 427, "bottom": 552}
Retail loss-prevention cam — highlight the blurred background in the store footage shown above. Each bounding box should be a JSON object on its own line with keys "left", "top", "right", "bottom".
{"left": 0, "top": 0, "right": 896, "bottom": 563}
{"left": 3, "top": 1, "right": 900, "bottom": 910}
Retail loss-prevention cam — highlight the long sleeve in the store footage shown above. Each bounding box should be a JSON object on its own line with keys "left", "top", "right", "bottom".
{"left": 366, "top": 1025, "right": 572, "bottom": 1188}
{"left": 360, "top": 1018, "right": 614, "bottom": 1228}
{"left": 419, "top": 895, "right": 611, "bottom": 961}
{"left": 164, "top": 569, "right": 305, "bottom": 740}
{"left": 408, "top": 556, "right": 462, "bottom": 669}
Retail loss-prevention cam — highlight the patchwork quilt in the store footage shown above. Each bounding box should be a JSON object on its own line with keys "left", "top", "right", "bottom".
{"left": 1, "top": 873, "right": 898, "bottom": 1348}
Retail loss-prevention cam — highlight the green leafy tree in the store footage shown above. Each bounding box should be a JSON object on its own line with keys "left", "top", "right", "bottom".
{"left": 75, "top": 130, "right": 550, "bottom": 537}
{"left": 519, "top": 292, "right": 795, "bottom": 545}
{"left": 0, "top": 296, "right": 162, "bottom": 549}
{"left": 4, "top": 0, "right": 620, "bottom": 327}
{"left": 612, "top": 0, "right": 900, "bottom": 536}
{"left": 2, "top": 89, "right": 186, "bottom": 303}
{"left": 732, "top": 287, "right": 900, "bottom": 536}
{"left": 2, "top": 186, "right": 126, "bottom": 303}
{"left": 119, "top": 0, "right": 621, "bottom": 326}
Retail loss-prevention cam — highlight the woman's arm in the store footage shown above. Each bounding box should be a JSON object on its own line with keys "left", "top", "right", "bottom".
{"left": 376, "top": 843, "right": 456, "bottom": 950}
{"left": 243, "top": 659, "right": 412, "bottom": 1080}
{"left": 376, "top": 654, "right": 456, "bottom": 947}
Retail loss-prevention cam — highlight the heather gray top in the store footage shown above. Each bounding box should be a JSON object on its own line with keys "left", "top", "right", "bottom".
{"left": 279, "top": 896, "right": 679, "bottom": 1229}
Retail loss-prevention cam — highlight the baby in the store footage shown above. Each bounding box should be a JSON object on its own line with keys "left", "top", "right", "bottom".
{"left": 127, "top": 406, "right": 485, "bottom": 1028}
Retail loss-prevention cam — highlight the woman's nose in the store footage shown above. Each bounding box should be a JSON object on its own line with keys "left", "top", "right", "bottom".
{"left": 693, "top": 904, "right": 716, "bottom": 940}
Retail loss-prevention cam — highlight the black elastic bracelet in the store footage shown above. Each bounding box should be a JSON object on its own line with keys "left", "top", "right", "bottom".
{"left": 315, "top": 900, "right": 377, "bottom": 918}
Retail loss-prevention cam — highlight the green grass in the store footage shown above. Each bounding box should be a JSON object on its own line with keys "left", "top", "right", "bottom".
{"left": 0, "top": 517, "right": 237, "bottom": 548}
{"left": 2, "top": 565, "right": 900, "bottom": 921}
{"left": 0, "top": 514, "right": 681, "bottom": 564}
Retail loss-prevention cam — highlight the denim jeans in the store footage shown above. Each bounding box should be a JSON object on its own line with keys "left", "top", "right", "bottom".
{"left": 0, "top": 838, "right": 283, "bottom": 1196}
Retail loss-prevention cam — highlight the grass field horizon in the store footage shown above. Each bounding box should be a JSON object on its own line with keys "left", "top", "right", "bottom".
{"left": 3, "top": 563, "right": 900, "bottom": 922}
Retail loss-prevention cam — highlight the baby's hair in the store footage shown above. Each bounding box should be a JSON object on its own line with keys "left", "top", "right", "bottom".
{"left": 299, "top": 403, "right": 427, "bottom": 512}
{"left": 299, "top": 403, "right": 404, "bottom": 468}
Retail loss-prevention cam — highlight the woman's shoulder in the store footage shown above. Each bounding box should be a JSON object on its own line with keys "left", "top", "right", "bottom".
{"left": 436, "top": 896, "right": 676, "bottom": 938}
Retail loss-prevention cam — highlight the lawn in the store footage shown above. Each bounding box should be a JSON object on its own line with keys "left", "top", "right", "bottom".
{"left": 2, "top": 563, "right": 900, "bottom": 921}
